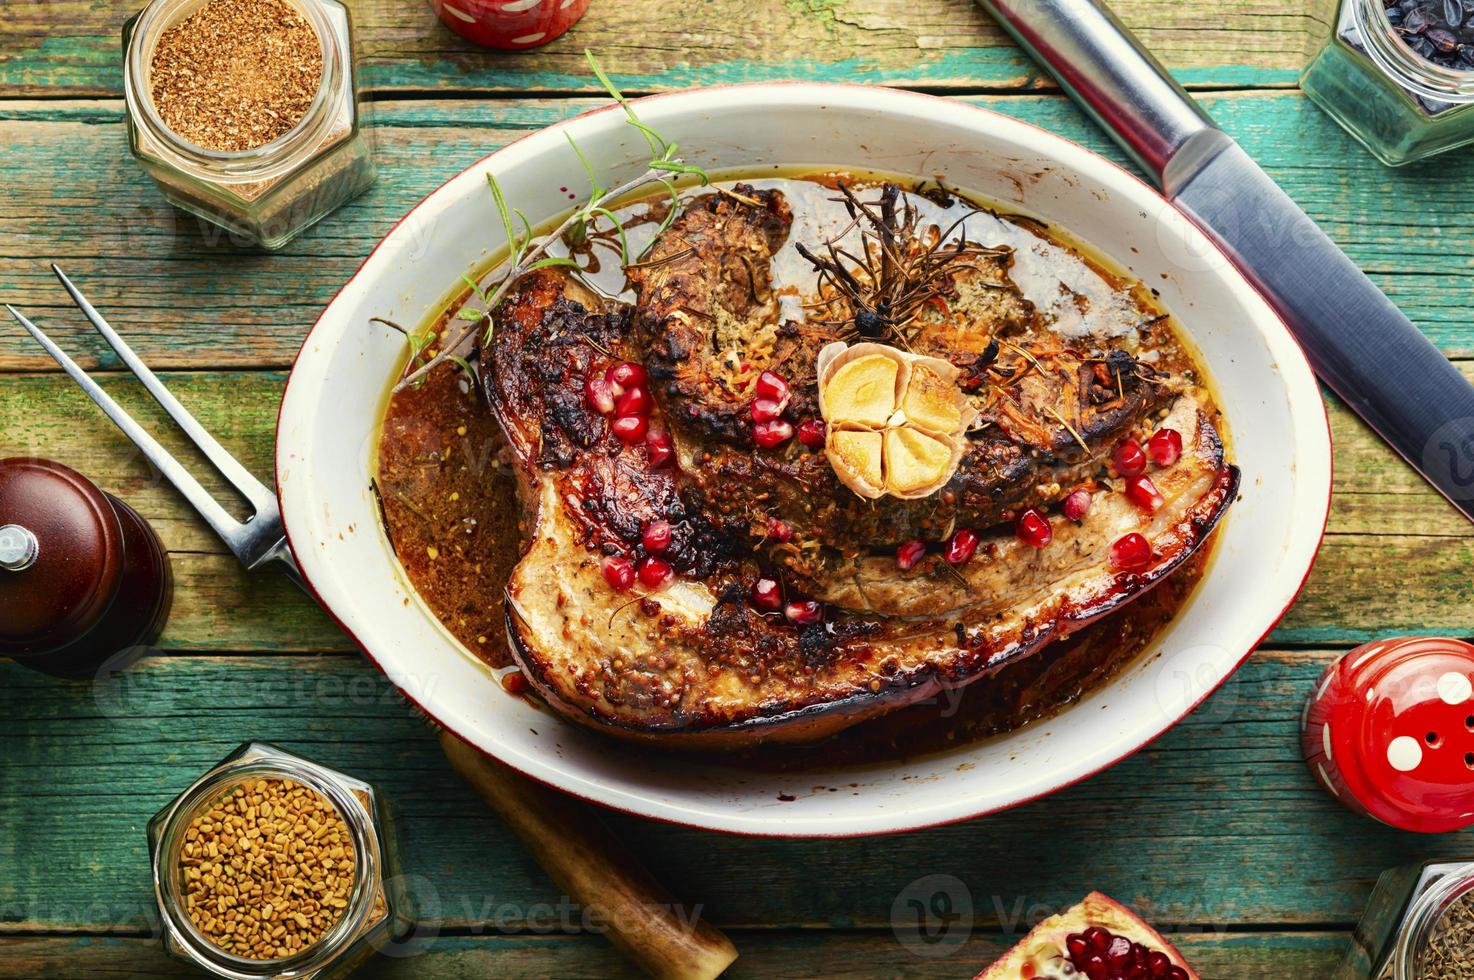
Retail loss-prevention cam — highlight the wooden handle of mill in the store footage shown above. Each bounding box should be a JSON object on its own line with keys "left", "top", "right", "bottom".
{"left": 438, "top": 730, "right": 739, "bottom": 980}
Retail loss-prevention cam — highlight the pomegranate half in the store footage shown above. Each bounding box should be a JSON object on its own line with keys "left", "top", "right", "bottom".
{"left": 974, "top": 892, "right": 1199, "bottom": 980}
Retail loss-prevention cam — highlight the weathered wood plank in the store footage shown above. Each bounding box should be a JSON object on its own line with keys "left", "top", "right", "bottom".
{"left": 0, "top": 370, "right": 343, "bottom": 651}
{"left": 0, "top": 930, "right": 1348, "bottom": 978}
{"left": 0, "top": 651, "right": 1466, "bottom": 935}
{"left": 0, "top": 0, "right": 1327, "bottom": 100}
{"left": 4, "top": 364, "right": 1470, "bottom": 650}
{"left": 3, "top": 89, "right": 1472, "bottom": 377}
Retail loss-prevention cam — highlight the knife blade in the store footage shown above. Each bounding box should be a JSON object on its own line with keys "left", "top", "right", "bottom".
{"left": 977, "top": 0, "right": 1474, "bottom": 523}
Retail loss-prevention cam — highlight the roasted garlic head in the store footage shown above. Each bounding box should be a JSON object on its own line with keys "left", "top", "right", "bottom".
{"left": 816, "top": 342, "right": 975, "bottom": 500}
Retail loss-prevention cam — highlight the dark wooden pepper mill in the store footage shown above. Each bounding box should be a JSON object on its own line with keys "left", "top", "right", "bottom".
{"left": 0, "top": 457, "right": 173, "bottom": 677}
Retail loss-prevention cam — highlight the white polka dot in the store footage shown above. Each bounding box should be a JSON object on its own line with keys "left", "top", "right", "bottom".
{"left": 501, "top": 0, "right": 543, "bottom": 11}
{"left": 1323, "top": 722, "right": 1334, "bottom": 763}
{"left": 1317, "top": 763, "right": 1341, "bottom": 798}
{"left": 1438, "top": 672, "right": 1473, "bottom": 705}
{"left": 1388, "top": 736, "right": 1423, "bottom": 772}
{"left": 1351, "top": 644, "right": 1386, "bottom": 671}
{"left": 511, "top": 31, "right": 547, "bottom": 43}
{"left": 1316, "top": 672, "right": 1336, "bottom": 701}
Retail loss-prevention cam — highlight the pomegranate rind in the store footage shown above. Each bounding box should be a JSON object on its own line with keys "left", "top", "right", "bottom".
{"left": 974, "top": 892, "right": 1200, "bottom": 980}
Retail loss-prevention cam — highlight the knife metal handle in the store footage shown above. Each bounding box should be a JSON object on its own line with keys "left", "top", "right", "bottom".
{"left": 976, "top": 0, "right": 1218, "bottom": 184}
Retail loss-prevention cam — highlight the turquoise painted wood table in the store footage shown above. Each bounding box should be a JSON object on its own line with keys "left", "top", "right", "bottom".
{"left": 3, "top": 2, "right": 1473, "bottom": 976}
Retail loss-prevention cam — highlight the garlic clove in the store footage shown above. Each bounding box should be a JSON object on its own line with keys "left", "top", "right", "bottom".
{"left": 824, "top": 354, "right": 899, "bottom": 427}
{"left": 903, "top": 362, "right": 964, "bottom": 434}
{"left": 884, "top": 427, "right": 953, "bottom": 496}
{"left": 828, "top": 429, "right": 885, "bottom": 498}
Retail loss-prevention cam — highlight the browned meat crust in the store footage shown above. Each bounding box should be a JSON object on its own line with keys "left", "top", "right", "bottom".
{"left": 484, "top": 268, "right": 1238, "bottom": 746}
{"left": 625, "top": 184, "right": 795, "bottom": 445}
{"left": 482, "top": 273, "right": 739, "bottom": 580}
{"left": 629, "top": 187, "right": 1175, "bottom": 557}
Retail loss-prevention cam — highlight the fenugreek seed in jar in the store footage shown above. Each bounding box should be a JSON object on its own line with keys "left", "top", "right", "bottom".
{"left": 179, "top": 778, "right": 355, "bottom": 960}
{"left": 149, "top": 742, "right": 411, "bottom": 979}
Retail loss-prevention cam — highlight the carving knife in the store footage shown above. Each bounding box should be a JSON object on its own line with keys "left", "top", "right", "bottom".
{"left": 976, "top": 0, "right": 1474, "bottom": 523}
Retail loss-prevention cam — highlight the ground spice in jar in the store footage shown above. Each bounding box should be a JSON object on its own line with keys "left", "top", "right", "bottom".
{"left": 149, "top": 0, "right": 323, "bottom": 153}
{"left": 179, "top": 777, "right": 355, "bottom": 960}
{"left": 1418, "top": 888, "right": 1474, "bottom": 978}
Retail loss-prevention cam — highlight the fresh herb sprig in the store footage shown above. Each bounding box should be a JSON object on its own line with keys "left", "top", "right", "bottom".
{"left": 393, "top": 52, "right": 708, "bottom": 393}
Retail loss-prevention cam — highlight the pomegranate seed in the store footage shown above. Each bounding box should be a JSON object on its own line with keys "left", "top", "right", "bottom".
{"left": 751, "top": 578, "right": 782, "bottom": 611}
{"left": 755, "top": 370, "right": 791, "bottom": 407}
{"left": 1113, "top": 438, "right": 1147, "bottom": 476}
{"left": 642, "top": 520, "right": 672, "bottom": 553}
{"left": 796, "top": 418, "right": 826, "bottom": 448}
{"left": 1066, "top": 926, "right": 1182, "bottom": 980}
{"left": 601, "top": 555, "right": 634, "bottom": 591}
{"left": 1062, "top": 488, "right": 1092, "bottom": 522}
{"left": 1148, "top": 427, "right": 1183, "bottom": 467}
{"left": 605, "top": 361, "right": 646, "bottom": 395}
{"left": 637, "top": 556, "right": 671, "bottom": 588}
{"left": 1015, "top": 508, "right": 1053, "bottom": 548}
{"left": 616, "top": 385, "right": 652, "bottom": 417}
{"left": 1125, "top": 474, "right": 1165, "bottom": 513}
{"left": 896, "top": 539, "right": 927, "bottom": 571}
{"left": 944, "top": 528, "right": 980, "bottom": 565}
{"left": 767, "top": 517, "right": 792, "bottom": 542}
{"left": 751, "top": 397, "right": 785, "bottom": 423}
{"left": 645, "top": 429, "right": 674, "bottom": 468}
{"left": 785, "top": 600, "right": 823, "bottom": 625}
{"left": 1110, "top": 532, "right": 1153, "bottom": 571}
{"left": 753, "top": 419, "right": 794, "bottom": 448}
{"left": 584, "top": 377, "right": 616, "bottom": 415}
{"left": 611, "top": 415, "right": 648, "bottom": 444}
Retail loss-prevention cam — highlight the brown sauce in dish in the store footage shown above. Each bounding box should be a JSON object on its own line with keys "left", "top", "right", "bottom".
{"left": 375, "top": 172, "right": 1225, "bottom": 765}
{"left": 376, "top": 362, "right": 519, "bottom": 668}
{"left": 724, "top": 547, "right": 1211, "bottom": 770}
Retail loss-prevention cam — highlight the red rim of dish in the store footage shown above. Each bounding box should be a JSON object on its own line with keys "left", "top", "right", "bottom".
{"left": 274, "top": 82, "right": 1334, "bottom": 838}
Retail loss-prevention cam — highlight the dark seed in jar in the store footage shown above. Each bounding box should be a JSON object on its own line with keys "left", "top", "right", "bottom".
{"left": 1384, "top": 0, "right": 1474, "bottom": 68}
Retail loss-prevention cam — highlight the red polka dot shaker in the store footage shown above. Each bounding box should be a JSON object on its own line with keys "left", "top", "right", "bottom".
{"left": 1303, "top": 637, "right": 1474, "bottom": 833}
{"left": 427, "top": 0, "right": 590, "bottom": 50}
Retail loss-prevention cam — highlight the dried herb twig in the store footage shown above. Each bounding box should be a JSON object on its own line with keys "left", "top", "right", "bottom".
{"left": 796, "top": 182, "right": 1009, "bottom": 347}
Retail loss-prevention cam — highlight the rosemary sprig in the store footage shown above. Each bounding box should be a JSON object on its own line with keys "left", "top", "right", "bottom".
{"left": 797, "top": 182, "right": 1009, "bottom": 347}
{"left": 392, "top": 51, "right": 708, "bottom": 393}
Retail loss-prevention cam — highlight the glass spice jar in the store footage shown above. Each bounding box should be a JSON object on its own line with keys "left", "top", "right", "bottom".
{"left": 1337, "top": 860, "right": 1474, "bottom": 979}
{"left": 1302, "top": 0, "right": 1474, "bottom": 166}
{"left": 148, "top": 742, "right": 412, "bottom": 979}
{"left": 122, "top": 0, "right": 375, "bottom": 248}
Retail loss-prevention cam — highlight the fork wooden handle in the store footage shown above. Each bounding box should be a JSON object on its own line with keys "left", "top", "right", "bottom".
{"left": 438, "top": 731, "right": 739, "bottom": 979}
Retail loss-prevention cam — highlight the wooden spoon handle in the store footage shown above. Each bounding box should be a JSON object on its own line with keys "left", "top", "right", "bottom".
{"left": 438, "top": 730, "right": 739, "bottom": 980}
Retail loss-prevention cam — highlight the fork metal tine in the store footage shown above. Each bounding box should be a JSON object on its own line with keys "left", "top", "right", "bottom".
{"left": 50, "top": 264, "right": 277, "bottom": 513}
{"left": 6, "top": 303, "right": 247, "bottom": 551}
